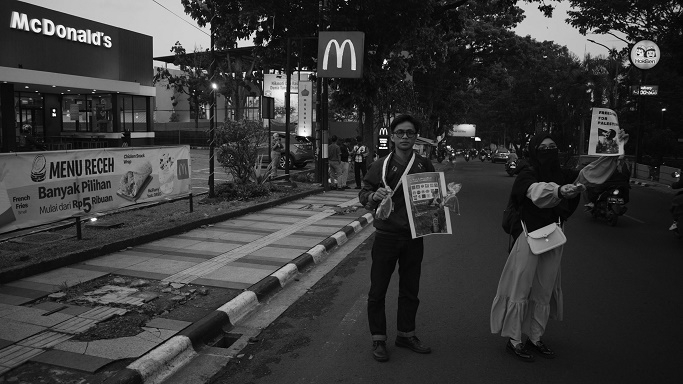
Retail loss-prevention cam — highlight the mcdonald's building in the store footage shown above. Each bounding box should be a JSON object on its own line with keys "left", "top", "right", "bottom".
{"left": 0, "top": 0, "right": 155, "bottom": 153}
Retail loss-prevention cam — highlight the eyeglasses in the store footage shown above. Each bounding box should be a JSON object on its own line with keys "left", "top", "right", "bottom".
{"left": 393, "top": 130, "right": 416, "bottom": 138}
{"left": 537, "top": 144, "right": 558, "bottom": 151}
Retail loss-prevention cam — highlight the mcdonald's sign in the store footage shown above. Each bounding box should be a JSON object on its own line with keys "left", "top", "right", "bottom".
{"left": 378, "top": 126, "right": 390, "bottom": 158}
{"left": 317, "top": 31, "right": 364, "bottom": 78}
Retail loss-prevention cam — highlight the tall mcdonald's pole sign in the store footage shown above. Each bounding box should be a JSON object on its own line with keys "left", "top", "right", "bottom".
{"left": 317, "top": 31, "right": 364, "bottom": 78}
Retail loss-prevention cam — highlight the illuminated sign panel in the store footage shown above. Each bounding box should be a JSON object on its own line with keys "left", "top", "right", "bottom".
{"left": 629, "top": 85, "right": 658, "bottom": 96}
{"left": 317, "top": 32, "right": 364, "bottom": 78}
{"left": 10, "top": 11, "right": 112, "bottom": 48}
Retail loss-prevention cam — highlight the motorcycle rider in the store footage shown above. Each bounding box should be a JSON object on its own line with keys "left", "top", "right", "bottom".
{"left": 669, "top": 172, "right": 683, "bottom": 234}
{"left": 584, "top": 157, "right": 631, "bottom": 209}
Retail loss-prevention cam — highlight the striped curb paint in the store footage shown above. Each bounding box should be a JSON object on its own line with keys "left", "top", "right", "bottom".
{"left": 108, "top": 210, "right": 375, "bottom": 384}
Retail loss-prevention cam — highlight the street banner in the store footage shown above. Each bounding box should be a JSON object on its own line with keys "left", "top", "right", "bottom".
{"left": 401, "top": 172, "right": 461, "bottom": 239}
{"left": 588, "top": 108, "right": 624, "bottom": 156}
{"left": 449, "top": 124, "right": 476, "bottom": 137}
{"left": 297, "top": 81, "right": 313, "bottom": 136}
{"left": 0, "top": 146, "right": 191, "bottom": 234}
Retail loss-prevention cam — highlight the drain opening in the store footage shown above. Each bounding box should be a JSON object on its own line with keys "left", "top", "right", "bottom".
{"left": 206, "top": 332, "right": 241, "bottom": 349}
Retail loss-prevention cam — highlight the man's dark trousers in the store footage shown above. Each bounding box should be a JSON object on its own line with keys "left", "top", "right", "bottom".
{"left": 368, "top": 233, "right": 424, "bottom": 339}
{"left": 354, "top": 160, "right": 367, "bottom": 187}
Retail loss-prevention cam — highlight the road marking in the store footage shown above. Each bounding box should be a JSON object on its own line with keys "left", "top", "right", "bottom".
{"left": 623, "top": 214, "right": 645, "bottom": 224}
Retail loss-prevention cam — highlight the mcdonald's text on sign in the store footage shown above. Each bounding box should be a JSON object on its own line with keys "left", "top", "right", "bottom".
{"left": 317, "top": 31, "right": 364, "bottom": 78}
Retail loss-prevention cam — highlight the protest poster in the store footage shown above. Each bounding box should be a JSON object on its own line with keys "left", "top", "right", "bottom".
{"left": 588, "top": 108, "right": 624, "bottom": 156}
{"left": 401, "top": 171, "right": 453, "bottom": 238}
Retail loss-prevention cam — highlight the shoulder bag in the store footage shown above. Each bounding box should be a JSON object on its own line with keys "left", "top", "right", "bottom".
{"left": 521, "top": 220, "right": 566, "bottom": 255}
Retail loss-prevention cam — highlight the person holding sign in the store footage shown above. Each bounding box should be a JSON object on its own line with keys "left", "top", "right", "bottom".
{"left": 491, "top": 131, "right": 629, "bottom": 362}
{"left": 359, "top": 114, "right": 435, "bottom": 362}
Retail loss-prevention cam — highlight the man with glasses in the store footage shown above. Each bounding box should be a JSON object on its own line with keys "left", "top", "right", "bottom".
{"left": 359, "top": 114, "right": 435, "bottom": 362}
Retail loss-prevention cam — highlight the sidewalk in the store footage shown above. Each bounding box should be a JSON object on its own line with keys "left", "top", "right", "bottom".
{"left": 0, "top": 188, "right": 373, "bottom": 383}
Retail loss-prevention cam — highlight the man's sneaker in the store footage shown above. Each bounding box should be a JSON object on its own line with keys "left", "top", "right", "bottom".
{"left": 395, "top": 336, "right": 431, "bottom": 354}
{"left": 669, "top": 222, "right": 678, "bottom": 231}
{"left": 372, "top": 341, "right": 389, "bottom": 362}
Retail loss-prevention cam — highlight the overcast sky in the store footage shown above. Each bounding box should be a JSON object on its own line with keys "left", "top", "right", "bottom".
{"left": 19, "top": 0, "right": 627, "bottom": 62}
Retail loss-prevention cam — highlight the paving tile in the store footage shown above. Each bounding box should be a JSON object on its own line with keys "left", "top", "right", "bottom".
{"left": 0, "top": 306, "right": 73, "bottom": 327}
{"left": 113, "top": 297, "right": 145, "bottom": 306}
{"left": 191, "top": 278, "right": 251, "bottom": 290}
{"left": 50, "top": 317, "right": 98, "bottom": 334}
{"left": 182, "top": 242, "right": 240, "bottom": 253}
{"left": 110, "top": 269, "right": 169, "bottom": 281}
{"left": 248, "top": 247, "right": 306, "bottom": 259}
{"left": 0, "top": 365, "right": 11, "bottom": 375}
{"left": 53, "top": 339, "right": 87, "bottom": 354}
{"left": 0, "top": 303, "right": 22, "bottom": 317}
{"left": 0, "top": 293, "right": 33, "bottom": 306}
{"left": 0, "top": 345, "right": 44, "bottom": 367}
{"left": 217, "top": 232, "right": 269, "bottom": 242}
{"left": 249, "top": 222, "right": 291, "bottom": 231}
{"left": 138, "top": 328, "right": 177, "bottom": 343}
{"left": 78, "top": 306, "right": 127, "bottom": 321}
{"left": 272, "top": 236, "right": 324, "bottom": 247}
{"left": 229, "top": 261, "right": 281, "bottom": 271}
{"left": 203, "top": 265, "right": 272, "bottom": 284}
{"left": 30, "top": 349, "right": 113, "bottom": 373}
{"left": 232, "top": 214, "right": 301, "bottom": 224}
{"left": 145, "top": 318, "right": 191, "bottom": 331}
{"left": 31, "top": 302, "right": 68, "bottom": 312}
{"left": 81, "top": 254, "right": 151, "bottom": 269}
{"left": 58, "top": 305, "right": 93, "bottom": 316}
{"left": 0, "top": 320, "right": 46, "bottom": 342}
{"left": 0, "top": 339, "right": 13, "bottom": 350}
{"left": 16, "top": 331, "right": 72, "bottom": 348}
{"left": 2, "top": 280, "right": 61, "bottom": 293}
{"left": 145, "top": 237, "right": 202, "bottom": 249}
{"left": 0, "top": 285, "right": 50, "bottom": 300}
{"left": 132, "top": 292, "right": 158, "bottom": 303}
{"left": 127, "top": 258, "right": 197, "bottom": 275}
{"left": 22, "top": 267, "right": 108, "bottom": 287}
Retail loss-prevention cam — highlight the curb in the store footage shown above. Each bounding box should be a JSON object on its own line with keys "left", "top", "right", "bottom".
{"left": 106, "top": 211, "right": 375, "bottom": 384}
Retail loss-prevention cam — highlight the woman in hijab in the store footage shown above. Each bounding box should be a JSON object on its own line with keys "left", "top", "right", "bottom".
{"left": 490, "top": 132, "right": 628, "bottom": 362}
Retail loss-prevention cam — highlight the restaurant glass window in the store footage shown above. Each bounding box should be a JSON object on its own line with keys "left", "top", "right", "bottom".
{"left": 15, "top": 93, "right": 44, "bottom": 144}
{"left": 89, "top": 95, "right": 113, "bottom": 133}
{"left": 119, "top": 95, "right": 149, "bottom": 132}
{"left": 62, "top": 95, "right": 86, "bottom": 132}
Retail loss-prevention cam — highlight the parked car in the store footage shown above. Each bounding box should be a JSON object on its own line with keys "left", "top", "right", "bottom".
{"left": 491, "top": 148, "right": 511, "bottom": 163}
{"left": 259, "top": 132, "right": 314, "bottom": 169}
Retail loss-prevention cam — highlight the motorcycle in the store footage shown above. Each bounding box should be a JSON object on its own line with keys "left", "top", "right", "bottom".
{"left": 505, "top": 160, "right": 517, "bottom": 176}
{"left": 588, "top": 184, "right": 629, "bottom": 226}
{"left": 448, "top": 148, "right": 456, "bottom": 163}
{"left": 479, "top": 151, "right": 490, "bottom": 162}
{"left": 464, "top": 151, "right": 470, "bottom": 162}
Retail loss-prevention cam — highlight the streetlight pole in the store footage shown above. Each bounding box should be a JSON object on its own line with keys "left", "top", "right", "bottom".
{"left": 202, "top": 0, "right": 216, "bottom": 197}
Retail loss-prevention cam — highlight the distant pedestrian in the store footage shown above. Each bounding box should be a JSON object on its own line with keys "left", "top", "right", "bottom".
{"left": 359, "top": 114, "right": 435, "bottom": 362}
{"left": 338, "top": 138, "right": 350, "bottom": 189}
{"left": 270, "top": 133, "right": 284, "bottom": 178}
{"left": 352, "top": 136, "right": 368, "bottom": 189}
{"left": 328, "top": 135, "right": 341, "bottom": 190}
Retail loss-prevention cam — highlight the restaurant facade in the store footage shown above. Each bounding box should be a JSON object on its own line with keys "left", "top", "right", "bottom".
{"left": 0, "top": 0, "right": 155, "bottom": 153}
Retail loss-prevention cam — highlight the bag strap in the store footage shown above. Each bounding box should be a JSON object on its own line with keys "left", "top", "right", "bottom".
{"left": 381, "top": 152, "right": 415, "bottom": 196}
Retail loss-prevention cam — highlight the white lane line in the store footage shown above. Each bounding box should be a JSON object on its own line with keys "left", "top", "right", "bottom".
{"left": 623, "top": 214, "right": 645, "bottom": 224}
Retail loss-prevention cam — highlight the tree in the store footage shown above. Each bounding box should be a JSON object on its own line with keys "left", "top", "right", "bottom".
{"left": 153, "top": 42, "right": 213, "bottom": 129}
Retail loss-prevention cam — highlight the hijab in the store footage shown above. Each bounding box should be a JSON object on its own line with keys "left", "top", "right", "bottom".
{"left": 527, "top": 133, "right": 563, "bottom": 185}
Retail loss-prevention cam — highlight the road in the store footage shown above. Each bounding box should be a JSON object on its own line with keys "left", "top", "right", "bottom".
{"left": 187, "top": 159, "right": 682, "bottom": 384}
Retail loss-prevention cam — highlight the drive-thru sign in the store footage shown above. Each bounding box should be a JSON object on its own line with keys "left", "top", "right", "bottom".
{"left": 317, "top": 31, "right": 364, "bottom": 78}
